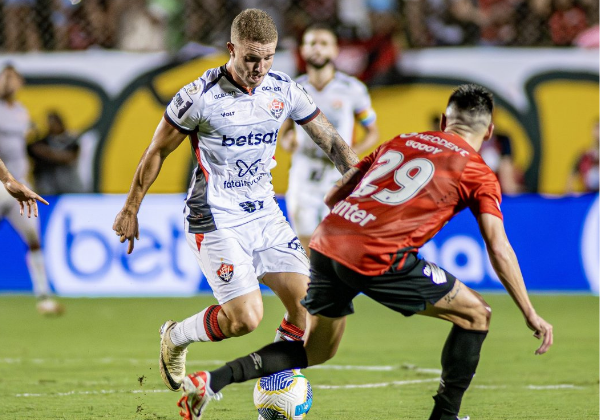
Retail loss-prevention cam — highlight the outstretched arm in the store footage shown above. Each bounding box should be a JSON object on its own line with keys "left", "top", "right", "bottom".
{"left": 478, "top": 213, "right": 553, "bottom": 354}
{"left": 0, "top": 158, "right": 48, "bottom": 217}
{"left": 113, "top": 117, "right": 187, "bottom": 254}
{"left": 300, "top": 112, "right": 359, "bottom": 175}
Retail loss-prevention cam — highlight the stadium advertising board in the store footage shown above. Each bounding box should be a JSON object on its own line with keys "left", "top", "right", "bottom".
{"left": 0, "top": 194, "right": 597, "bottom": 295}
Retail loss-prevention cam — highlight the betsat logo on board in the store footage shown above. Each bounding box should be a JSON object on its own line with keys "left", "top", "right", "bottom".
{"left": 43, "top": 195, "right": 203, "bottom": 296}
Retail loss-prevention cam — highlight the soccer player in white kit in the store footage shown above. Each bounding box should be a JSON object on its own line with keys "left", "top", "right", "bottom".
{"left": 281, "top": 25, "right": 379, "bottom": 253}
{"left": 112, "top": 9, "right": 359, "bottom": 394}
{"left": 0, "top": 64, "right": 62, "bottom": 316}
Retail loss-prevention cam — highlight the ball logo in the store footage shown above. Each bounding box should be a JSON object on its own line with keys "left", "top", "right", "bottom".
{"left": 269, "top": 99, "right": 284, "bottom": 119}
{"left": 217, "top": 262, "right": 234, "bottom": 282}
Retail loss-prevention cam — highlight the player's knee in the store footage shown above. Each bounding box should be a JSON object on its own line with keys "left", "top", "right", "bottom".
{"left": 228, "top": 312, "right": 263, "bottom": 336}
{"left": 467, "top": 301, "right": 491, "bottom": 331}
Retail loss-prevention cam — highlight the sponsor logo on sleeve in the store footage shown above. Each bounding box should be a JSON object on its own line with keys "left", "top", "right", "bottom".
{"left": 170, "top": 90, "right": 193, "bottom": 118}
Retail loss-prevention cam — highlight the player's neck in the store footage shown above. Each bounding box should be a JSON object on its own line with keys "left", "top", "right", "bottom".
{"left": 307, "top": 65, "right": 335, "bottom": 91}
{"left": 445, "top": 127, "right": 484, "bottom": 152}
{"left": 224, "top": 62, "right": 254, "bottom": 93}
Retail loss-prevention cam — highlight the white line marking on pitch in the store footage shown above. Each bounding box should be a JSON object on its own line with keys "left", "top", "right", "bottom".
{"left": 315, "top": 378, "right": 440, "bottom": 389}
{"left": 1, "top": 358, "right": 441, "bottom": 374}
{"left": 14, "top": 381, "right": 586, "bottom": 398}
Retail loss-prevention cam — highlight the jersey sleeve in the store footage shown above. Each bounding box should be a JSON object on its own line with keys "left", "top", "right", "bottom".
{"left": 352, "top": 80, "right": 376, "bottom": 127}
{"left": 460, "top": 158, "right": 503, "bottom": 220}
{"left": 288, "top": 81, "right": 320, "bottom": 125}
{"left": 164, "top": 81, "right": 204, "bottom": 134}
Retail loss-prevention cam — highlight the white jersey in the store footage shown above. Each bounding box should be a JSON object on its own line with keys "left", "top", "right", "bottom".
{"left": 288, "top": 72, "right": 375, "bottom": 194}
{"left": 286, "top": 72, "right": 376, "bottom": 237}
{"left": 293, "top": 71, "right": 374, "bottom": 160}
{"left": 0, "top": 100, "right": 30, "bottom": 181}
{"left": 165, "top": 65, "right": 319, "bottom": 233}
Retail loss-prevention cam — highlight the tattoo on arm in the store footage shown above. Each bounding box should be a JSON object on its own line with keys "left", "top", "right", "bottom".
{"left": 444, "top": 282, "right": 461, "bottom": 304}
{"left": 302, "top": 113, "right": 359, "bottom": 174}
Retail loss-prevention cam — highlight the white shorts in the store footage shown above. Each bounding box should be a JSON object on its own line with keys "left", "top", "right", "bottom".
{"left": 184, "top": 209, "right": 310, "bottom": 304}
{"left": 0, "top": 183, "right": 40, "bottom": 245}
{"left": 286, "top": 155, "right": 341, "bottom": 237}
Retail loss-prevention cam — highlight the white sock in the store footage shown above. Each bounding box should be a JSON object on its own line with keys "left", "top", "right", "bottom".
{"left": 170, "top": 305, "right": 226, "bottom": 347}
{"left": 26, "top": 249, "right": 50, "bottom": 298}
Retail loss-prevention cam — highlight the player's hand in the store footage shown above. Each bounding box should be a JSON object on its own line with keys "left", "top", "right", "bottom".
{"left": 113, "top": 208, "right": 140, "bottom": 254}
{"left": 525, "top": 311, "right": 553, "bottom": 355}
{"left": 3, "top": 178, "right": 49, "bottom": 218}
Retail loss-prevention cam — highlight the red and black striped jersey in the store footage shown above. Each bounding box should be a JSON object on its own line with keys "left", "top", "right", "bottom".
{"left": 310, "top": 131, "right": 503, "bottom": 276}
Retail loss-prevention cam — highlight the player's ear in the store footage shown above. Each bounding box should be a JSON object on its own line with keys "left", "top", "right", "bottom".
{"left": 484, "top": 122, "right": 495, "bottom": 141}
{"left": 227, "top": 42, "right": 235, "bottom": 56}
{"left": 440, "top": 114, "right": 447, "bottom": 131}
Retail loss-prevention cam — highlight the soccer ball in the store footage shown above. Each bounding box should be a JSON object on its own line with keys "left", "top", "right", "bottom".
{"left": 253, "top": 369, "right": 313, "bottom": 420}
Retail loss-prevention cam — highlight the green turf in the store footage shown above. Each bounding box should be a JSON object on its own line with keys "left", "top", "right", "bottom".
{"left": 0, "top": 294, "right": 597, "bottom": 419}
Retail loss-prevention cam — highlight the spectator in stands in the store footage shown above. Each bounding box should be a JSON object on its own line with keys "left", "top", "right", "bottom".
{"left": 566, "top": 120, "right": 599, "bottom": 193}
{"left": 477, "top": 0, "right": 520, "bottom": 45}
{"left": 27, "top": 111, "right": 84, "bottom": 195}
{"left": 2, "top": 0, "right": 42, "bottom": 52}
{"left": 116, "top": 0, "right": 167, "bottom": 51}
{"left": 548, "top": 0, "right": 589, "bottom": 46}
{"left": 512, "top": 0, "right": 553, "bottom": 46}
{"left": 404, "top": 0, "right": 482, "bottom": 47}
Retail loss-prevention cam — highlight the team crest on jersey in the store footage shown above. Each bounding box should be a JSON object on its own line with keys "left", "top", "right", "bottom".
{"left": 217, "top": 262, "right": 234, "bottom": 282}
{"left": 269, "top": 99, "right": 285, "bottom": 119}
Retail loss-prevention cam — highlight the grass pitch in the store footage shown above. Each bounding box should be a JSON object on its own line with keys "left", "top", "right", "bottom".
{"left": 0, "top": 294, "right": 597, "bottom": 420}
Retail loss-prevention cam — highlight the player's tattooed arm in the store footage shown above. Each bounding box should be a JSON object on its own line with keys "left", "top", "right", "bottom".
{"left": 301, "top": 112, "right": 359, "bottom": 174}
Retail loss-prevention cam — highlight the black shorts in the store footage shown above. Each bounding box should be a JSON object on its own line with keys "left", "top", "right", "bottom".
{"left": 302, "top": 250, "right": 457, "bottom": 318}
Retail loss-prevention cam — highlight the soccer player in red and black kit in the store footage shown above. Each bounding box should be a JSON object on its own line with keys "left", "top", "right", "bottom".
{"left": 176, "top": 84, "right": 553, "bottom": 420}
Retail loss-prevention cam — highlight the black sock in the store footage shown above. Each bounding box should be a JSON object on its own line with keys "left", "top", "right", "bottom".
{"left": 209, "top": 340, "right": 308, "bottom": 393}
{"left": 428, "top": 325, "right": 488, "bottom": 420}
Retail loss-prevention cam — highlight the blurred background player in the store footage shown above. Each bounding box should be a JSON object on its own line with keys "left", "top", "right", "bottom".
{"left": 27, "top": 110, "right": 84, "bottom": 195}
{"left": 112, "top": 9, "right": 358, "bottom": 393}
{"left": 566, "top": 119, "right": 599, "bottom": 193}
{"left": 177, "top": 84, "right": 553, "bottom": 420}
{"left": 0, "top": 64, "right": 63, "bottom": 316}
{"left": 281, "top": 24, "right": 379, "bottom": 253}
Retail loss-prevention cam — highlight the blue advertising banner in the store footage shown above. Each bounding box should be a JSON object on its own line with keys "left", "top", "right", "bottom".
{"left": 0, "top": 194, "right": 597, "bottom": 295}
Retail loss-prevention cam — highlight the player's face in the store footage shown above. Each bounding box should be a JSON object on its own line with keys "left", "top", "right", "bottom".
{"left": 301, "top": 30, "right": 338, "bottom": 70}
{"left": 0, "top": 68, "right": 23, "bottom": 99}
{"left": 228, "top": 39, "right": 276, "bottom": 89}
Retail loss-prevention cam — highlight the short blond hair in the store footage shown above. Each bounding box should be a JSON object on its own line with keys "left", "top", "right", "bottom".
{"left": 231, "top": 9, "right": 278, "bottom": 44}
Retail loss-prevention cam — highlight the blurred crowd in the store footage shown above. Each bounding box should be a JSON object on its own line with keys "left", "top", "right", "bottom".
{"left": 1, "top": 0, "right": 598, "bottom": 54}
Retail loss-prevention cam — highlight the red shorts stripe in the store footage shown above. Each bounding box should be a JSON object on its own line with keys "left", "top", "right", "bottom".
{"left": 195, "top": 233, "right": 204, "bottom": 251}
